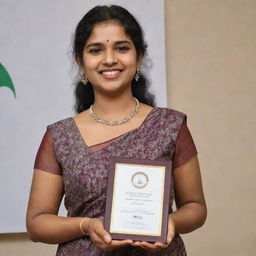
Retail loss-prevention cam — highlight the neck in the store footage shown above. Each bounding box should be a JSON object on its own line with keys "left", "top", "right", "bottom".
{"left": 92, "top": 91, "right": 137, "bottom": 121}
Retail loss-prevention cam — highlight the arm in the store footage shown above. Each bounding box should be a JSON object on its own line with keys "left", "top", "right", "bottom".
{"left": 26, "top": 169, "right": 85, "bottom": 244}
{"left": 26, "top": 169, "right": 132, "bottom": 249}
{"left": 170, "top": 155, "right": 207, "bottom": 233}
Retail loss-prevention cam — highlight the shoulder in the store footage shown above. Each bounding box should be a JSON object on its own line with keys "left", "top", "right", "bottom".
{"left": 150, "top": 108, "right": 187, "bottom": 139}
{"left": 44, "top": 118, "right": 77, "bottom": 152}
{"left": 142, "top": 107, "right": 188, "bottom": 147}
{"left": 48, "top": 117, "right": 73, "bottom": 129}
{"left": 47, "top": 117, "right": 75, "bottom": 138}
{"left": 154, "top": 107, "right": 186, "bottom": 122}
{"left": 145, "top": 107, "right": 186, "bottom": 131}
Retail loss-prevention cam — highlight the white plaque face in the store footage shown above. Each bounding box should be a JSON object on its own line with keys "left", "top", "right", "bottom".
{"left": 110, "top": 163, "right": 166, "bottom": 236}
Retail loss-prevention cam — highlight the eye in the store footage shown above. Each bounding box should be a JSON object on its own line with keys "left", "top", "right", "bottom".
{"left": 89, "top": 48, "right": 101, "bottom": 54}
{"left": 116, "top": 45, "right": 130, "bottom": 52}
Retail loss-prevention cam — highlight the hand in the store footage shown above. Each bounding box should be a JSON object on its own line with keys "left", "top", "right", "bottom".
{"left": 86, "top": 218, "right": 133, "bottom": 251}
{"left": 131, "top": 215, "right": 175, "bottom": 252}
{"left": 132, "top": 241, "right": 168, "bottom": 252}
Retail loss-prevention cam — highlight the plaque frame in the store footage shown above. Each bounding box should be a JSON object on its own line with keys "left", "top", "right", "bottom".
{"left": 104, "top": 157, "right": 172, "bottom": 243}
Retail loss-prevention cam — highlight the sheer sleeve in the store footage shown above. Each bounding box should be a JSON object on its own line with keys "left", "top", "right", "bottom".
{"left": 34, "top": 127, "right": 62, "bottom": 175}
{"left": 172, "top": 119, "right": 198, "bottom": 169}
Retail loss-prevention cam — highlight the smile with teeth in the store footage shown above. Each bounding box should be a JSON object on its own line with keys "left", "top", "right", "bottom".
{"left": 100, "top": 70, "right": 122, "bottom": 79}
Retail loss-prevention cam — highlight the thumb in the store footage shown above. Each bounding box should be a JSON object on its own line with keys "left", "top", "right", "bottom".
{"left": 167, "top": 230, "right": 175, "bottom": 244}
{"left": 167, "top": 217, "right": 175, "bottom": 244}
{"left": 94, "top": 222, "right": 112, "bottom": 243}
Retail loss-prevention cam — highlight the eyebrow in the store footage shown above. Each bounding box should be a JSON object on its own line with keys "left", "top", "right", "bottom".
{"left": 86, "top": 40, "right": 132, "bottom": 48}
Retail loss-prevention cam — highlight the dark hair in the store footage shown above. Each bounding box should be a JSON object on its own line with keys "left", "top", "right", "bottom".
{"left": 73, "top": 5, "right": 155, "bottom": 113}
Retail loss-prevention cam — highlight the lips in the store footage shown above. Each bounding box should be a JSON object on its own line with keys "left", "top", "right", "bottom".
{"left": 99, "top": 69, "right": 122, "bottom": 79}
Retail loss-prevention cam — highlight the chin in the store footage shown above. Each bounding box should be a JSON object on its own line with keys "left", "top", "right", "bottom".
{"left": 94, "top": 83, "right": 132, "bottom": 97}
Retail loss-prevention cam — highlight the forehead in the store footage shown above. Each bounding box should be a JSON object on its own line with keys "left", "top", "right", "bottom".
{"left": 86, "top": 21, "right": 132, "bottom": 44}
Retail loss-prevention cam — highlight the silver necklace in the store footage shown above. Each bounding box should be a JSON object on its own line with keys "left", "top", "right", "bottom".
{"left": 89, "top": 97, "right": 140, "bottom": 125}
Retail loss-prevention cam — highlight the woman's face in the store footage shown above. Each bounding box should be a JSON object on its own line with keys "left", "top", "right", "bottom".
{"left": 81, "top": 21, "right": 140, "bottom": 96}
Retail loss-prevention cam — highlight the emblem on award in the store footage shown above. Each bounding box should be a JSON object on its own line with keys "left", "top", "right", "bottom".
{"left": 131, "top": 171, "right": 149, "bottom": 189}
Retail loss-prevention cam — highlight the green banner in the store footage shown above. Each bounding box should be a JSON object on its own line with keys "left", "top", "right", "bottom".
{"left": 0, "top": 63, "right": 16, "bottom": 97}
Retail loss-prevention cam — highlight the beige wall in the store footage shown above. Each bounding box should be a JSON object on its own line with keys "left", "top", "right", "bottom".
{"left": 1, "top": 1, "right": 255, "bottom": 255}
{"left": 0, "top": 233, "right": 57, "bottom": 256}
{"left": 165, "top": 0, "right": 256, "bottom": 255}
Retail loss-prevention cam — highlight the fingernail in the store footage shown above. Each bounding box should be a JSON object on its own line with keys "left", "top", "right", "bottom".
{"left": 104, "top": 235, "right": 111, "bottom": 243}
{"left": 167, "top": 237, "right": 171, "bottom": 244}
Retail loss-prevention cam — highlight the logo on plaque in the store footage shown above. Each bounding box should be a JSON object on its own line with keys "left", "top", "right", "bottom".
{"left": 131, "top": 172, "right": 149, "bottom": 189}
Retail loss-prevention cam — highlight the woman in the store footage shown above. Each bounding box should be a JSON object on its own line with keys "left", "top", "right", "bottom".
{"left": 26, "top": 5, "right": 207, "bottom": 256}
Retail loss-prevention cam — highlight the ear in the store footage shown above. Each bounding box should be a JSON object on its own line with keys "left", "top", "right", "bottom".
{"left": 75, "top": 56, "right": 85, "bottom": 73}
{"left": 137, "top": 55, "right": 143, "bottom": 69}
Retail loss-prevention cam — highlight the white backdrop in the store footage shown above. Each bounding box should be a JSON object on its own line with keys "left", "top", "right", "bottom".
{"left": 0, "top": 0, "right": 166, "bottom": 233}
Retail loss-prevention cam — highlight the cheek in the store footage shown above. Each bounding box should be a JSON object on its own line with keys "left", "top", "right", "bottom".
{"left": 124, "top": 55, "right": 138, "bottom": 68}
{"left": 83, "top": 57, "right": 98, "bottom": 71}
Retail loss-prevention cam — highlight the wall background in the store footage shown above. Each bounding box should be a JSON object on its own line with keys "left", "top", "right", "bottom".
{"left": 0, "top": 0, "right": 166, "bottom": 233}
{"left": 166, "top": 0, "right": 256, "bottom": 255}
{"left": 1, "top": 0, "right": 255, "bottom": 255}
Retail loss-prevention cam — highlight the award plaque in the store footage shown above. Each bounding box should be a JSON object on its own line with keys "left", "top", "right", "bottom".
{"left": 104, "top": 157, "right": 172, "bottom": 243}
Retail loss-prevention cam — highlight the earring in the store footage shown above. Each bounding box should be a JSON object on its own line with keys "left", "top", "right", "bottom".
{"left": 135, "top": 67, "right": 140, "bottom": 82}
{"left": 81, "top": 73, "right": 88, "bottom": 85}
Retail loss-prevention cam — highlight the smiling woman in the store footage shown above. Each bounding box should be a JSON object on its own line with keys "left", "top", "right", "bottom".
{"left": 73, "top": 6, "right": 154, "bottom": 113}
{"left": 81, "top": 21, "right": 138, "bottom": 97}
{"left": 26, "top": 5, "right": 207, "bottom": 256}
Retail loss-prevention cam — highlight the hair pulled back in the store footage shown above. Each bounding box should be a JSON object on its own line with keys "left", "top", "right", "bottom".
{"left": 73, "top": 5, "right": 155, "bottom": 113}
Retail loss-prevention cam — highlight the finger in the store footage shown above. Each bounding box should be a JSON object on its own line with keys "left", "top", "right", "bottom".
{"left": 109, "top": 239, "right": 133, "bottom": 249}
{"left": 130, "top": 242, "right": 144, "bottom": 250}
{"left": 90, "top": 232, "right": 104, "bottom": 244}
{"left": 91, "top": 234, "right": 121, "bottom": 252}
{"left": 141, "top": 241, "right": 158, "bottom": 249}
{"left": 132, "top": 241, "right": 167, "bottom": 249}
{"left": 101, "top": 239, "right": 133, "bottom": 251}
{"left": 90, "top": 232, "right": 109, "bottom": 248}
{"left": 140, "top": 241, "right": 162, "bottom": 252}
{"left": 167, "top": 217, "right": 175, "bottom": 244}
{"left": 139, "top": 242, "right": 161, "bottom": 252}
{"left": 154, "top": 242, "right": 168, "bottom": 249}
{"left": 94, "top": 226, "right": 112, "bottom": 244}
{"left": 111, "top": 239, "right": 133, "bottom": 246}
{"left": 167, "top": 230, "right": 175, "bottom": 244}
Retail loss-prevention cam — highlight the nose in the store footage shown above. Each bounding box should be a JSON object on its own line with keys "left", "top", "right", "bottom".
{"left": 103, "top": 49, "right": 117, "bottom": 65}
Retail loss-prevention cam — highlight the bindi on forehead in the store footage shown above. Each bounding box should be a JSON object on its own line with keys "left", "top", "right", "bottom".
{"left": 107, "top": 40, "right": 109, "bottom": 43}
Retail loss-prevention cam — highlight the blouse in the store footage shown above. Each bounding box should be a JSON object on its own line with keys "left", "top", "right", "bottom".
{"left": 33, "top": 107, "right": 197, "bottom": 256}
